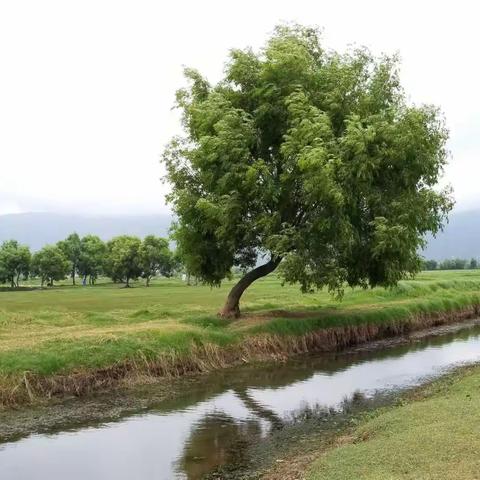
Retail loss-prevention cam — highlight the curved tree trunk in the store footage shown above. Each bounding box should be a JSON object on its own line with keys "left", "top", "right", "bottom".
{"left": 218, "top": 257, "right": 281, "bottom": 318}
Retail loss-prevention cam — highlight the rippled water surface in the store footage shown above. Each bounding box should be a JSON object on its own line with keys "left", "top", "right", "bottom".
{"left": 3, "top": 324, "right": 480, "bottom": 480}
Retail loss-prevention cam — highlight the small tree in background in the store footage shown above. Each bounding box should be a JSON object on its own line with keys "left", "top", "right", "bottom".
{"left": 163, "top": 25, "right": 453, "bottom": 317}
{"left": 77, "top": 235, "right": 107, "bottom": 285}
{"left": 452, "top": 258, "right": 467, "bottom": 269}
{"left": 423, "top": 259, "right": 438, "bottom": 271}
{"left": 57, "top": 233, "right": 82, "bottom": 285}
{"left": 168, "top": 252, "right": 184, "bottom": 279}
{"left": 31, "top": 245, "right": 70, "bottom": 286}
{"left": 105, "top": 236, "right": 142, "bottom": 287}
{"left": 139, "top": 235, "right": 173, "bottom": 286}
{"left": 470, "top": 258, "right": 478, "bottom": 269}
{"left": 439, "top": 258, "right": 467, "bottom": 270}
{"left": 0, "top": 240, "right": 31, "bottom": 287}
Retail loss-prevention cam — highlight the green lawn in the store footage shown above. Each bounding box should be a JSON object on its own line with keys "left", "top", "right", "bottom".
{"left": 1, "top": 270, "right": 480, "bottom": 405}
{"left": 308, "top": 365, "right": 480, "bottom": 480}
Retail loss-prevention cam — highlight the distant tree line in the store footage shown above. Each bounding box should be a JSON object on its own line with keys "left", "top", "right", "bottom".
{"left": 0, "top": 234, "right": 178, "bottom": 287}
{"left": 423, "top": 258, "right": 478, "bottom": 271}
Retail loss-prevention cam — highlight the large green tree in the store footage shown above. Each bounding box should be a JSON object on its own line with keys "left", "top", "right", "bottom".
{"left": 0, "top": 240, "right": 31, "bottom": 288}
{"left": 31, "top": 245, "right": 70, "bottom": 287}
{"left": 163, "top": 25, "right": 453, "bottom": 318}
{"left": 139, "top": 235, "right": 173, "bottom": 286}
{"left": 57, "top": 233, "right": 81, "bottom": 285}
{"left": 77, "top": 235, "right": 107, "bottom": 285}
{"left": 105, "top": 236, "right": 142, "bottom": 287}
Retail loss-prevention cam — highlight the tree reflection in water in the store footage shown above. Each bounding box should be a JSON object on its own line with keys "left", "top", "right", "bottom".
{"left": 176, "top": 386, "right": 287, "bottom": 478}
{"left": 3, "top": 324, "right": 479, "bottom": 480}
{"left": 176, "top": 411, "right": 262, "bottom": 479}
{"left": 176, "top": 387, "right": 373, "bottom": 479}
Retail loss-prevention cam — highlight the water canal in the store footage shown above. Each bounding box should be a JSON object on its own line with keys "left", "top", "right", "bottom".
{"left": 3, "top": 322, "right": 480, "bottom": 479}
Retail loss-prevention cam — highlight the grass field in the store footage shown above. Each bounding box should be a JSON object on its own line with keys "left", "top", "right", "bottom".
{"left": 307, "top": 365, "right": 480, "bottom": 480}
{"left": 1, "top": 270, "right": 480, "bottom": 405}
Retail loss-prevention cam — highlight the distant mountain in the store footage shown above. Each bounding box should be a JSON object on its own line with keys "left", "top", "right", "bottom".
{"left": 422, "top": 209, "right": 480, "bottom": 260}
{"left": 0, "top": 212, "right": 172, "bottom": 250}
{"left": 1, "top": 209, "right": 478, "bottom": 259}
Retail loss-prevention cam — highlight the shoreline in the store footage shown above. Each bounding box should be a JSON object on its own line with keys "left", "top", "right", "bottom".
{"left": 260, "top": 363, "right": 480, "bottom": 480}
{"left": 2, "top": 300, "right": 480, "bottom": 409}
{"left": 1, "top": 317, "right": 479, "bottom": 447}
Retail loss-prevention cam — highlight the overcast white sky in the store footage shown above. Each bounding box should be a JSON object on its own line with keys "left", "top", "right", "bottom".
{"left": 1, "top": 0, "right": 479, "bottom": 216}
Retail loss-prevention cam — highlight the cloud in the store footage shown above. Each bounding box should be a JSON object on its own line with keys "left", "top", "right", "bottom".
{"left": 1, "top": 0, "right": 479, "bottom": 214}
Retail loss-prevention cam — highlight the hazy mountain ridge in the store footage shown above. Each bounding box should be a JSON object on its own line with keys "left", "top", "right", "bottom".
{"left": 0, "top": 212, "right": 172, "bottom": 250}
{"left": 0, "top": 210, "right": 479, "bottom": 259}
{"left": 421, "top": 209, "right": 480, "bottom": 260}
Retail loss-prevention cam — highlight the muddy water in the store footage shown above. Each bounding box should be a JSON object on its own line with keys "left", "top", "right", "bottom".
{"left": 3, "top": 323, "right": 480, "bottom": 480}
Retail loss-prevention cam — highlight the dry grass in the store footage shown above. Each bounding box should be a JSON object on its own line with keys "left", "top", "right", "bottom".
{"left": 1, "top": 303, "right": 479, "bottom": 408}
{"left": 1, "top": 271, "right": 480, "bottom": 407}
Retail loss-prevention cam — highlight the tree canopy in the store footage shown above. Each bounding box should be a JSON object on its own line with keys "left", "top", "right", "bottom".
{"left": 32, "top": 245, "right": 70, "bottom": 287}
{"left": 139, "top": 235, "right": 173, "bottom": 286}
{"left": 57, "top": 233, "right": 81, "bottom": 285}
{"left": 105, "top": 236, "right": 143, "bottom": 287}
{"left": 163, "top": 25, "right": 453, "bottom": 317}
{"left": 0, "top": 232, "right": 178, "bottom": 288}
{"left": 77, "top": 235, "right": 107, "bottom": 285}
{"left": 0, "top": 240, "right": 31, "bottom": 288}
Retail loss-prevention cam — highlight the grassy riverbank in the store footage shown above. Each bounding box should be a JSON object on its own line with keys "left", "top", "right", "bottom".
{"left": 1, "top": 270, "right": 480, "bottom": 406}
{"left": 307, "top": 364, "right": 480, "bottom": 480}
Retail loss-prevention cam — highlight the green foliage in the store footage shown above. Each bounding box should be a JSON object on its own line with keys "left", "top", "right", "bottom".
{"left": 423, "top": 259, "right": 438, "bottom": 270}
{"left": 139, "top": 235, "right": 173, "bottom": 286}
{"left": 163, "top": 24, "right": 453, "bottom": 300}
{"left": 31, "top": 245, "right": 70, "bottom": 286}
{"left": 439, "top": 258, "right": 467, "bottom": 270}
{"left": 77, "top": 235, "right": 107, "bottom": 284}
{"left": 105, "top": 236, "right": 142, "bottom": 286}
{"left": 0, "top": 232, "right": 177, "bottom": 289}
{"left": 57, "top": 233, "right": 81, "bottom": 284}
{"left": 0, "top": 240, "right": 31, "bottom": 287}
{"left": 423, "top": 258, "right": 480, "bottom": 271}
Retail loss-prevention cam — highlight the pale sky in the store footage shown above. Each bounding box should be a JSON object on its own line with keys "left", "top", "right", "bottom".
{"left": 1, "top": 0, "right": 479, "bottom": 216}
